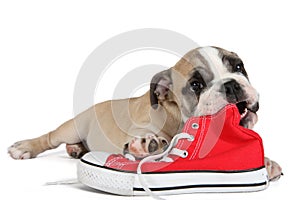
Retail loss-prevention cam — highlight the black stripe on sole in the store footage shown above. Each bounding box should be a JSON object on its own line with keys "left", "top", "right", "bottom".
{"left": 133, "top": 182, "right": 268, "bottom": 192}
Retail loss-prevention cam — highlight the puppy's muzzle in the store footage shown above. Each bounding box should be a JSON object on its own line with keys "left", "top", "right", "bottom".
{"left": 222, "top": 79, "right": 259, "bottom": 112}
{"left": 218, "top": 79, "right": 259, "bottom": 129}
{"left": 223, "top": 79, "right": 244, "bottom": 103}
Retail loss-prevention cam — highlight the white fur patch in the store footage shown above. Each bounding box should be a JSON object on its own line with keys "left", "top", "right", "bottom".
{"left": 198, "top": 47, "right": 227, "bottom": 80}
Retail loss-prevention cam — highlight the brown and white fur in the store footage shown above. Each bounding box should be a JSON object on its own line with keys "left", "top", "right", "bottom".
{"left": 8, "top": 46, "right": 282, "bottom": 181}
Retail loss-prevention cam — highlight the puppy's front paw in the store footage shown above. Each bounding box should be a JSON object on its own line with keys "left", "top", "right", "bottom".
{"left": 123, "top": 134, "right": 169, "bottom": 159}
{"left": 264, "top": 157, "right": 283, "bottom": 181}
{"left": 8, "top": 140, "right": 36, "bottom": 159}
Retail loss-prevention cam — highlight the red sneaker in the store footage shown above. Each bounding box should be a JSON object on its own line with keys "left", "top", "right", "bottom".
{"left": 77, "top": 104, "right": 269, "bottom": 196}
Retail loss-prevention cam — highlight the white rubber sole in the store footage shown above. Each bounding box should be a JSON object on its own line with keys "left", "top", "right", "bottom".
{"left": 77, "top": 158, "right": 269, "bottom": 196}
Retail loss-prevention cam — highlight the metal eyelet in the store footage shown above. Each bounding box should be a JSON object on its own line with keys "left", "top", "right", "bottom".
{"left": 191, "top": 123, "right": 199, "bottom": 129}
{"left": 182, "top": 151, "right": 188, "bottom": 158}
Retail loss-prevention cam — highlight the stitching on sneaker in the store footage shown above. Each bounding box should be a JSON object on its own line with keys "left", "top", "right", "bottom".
{"left": 191, "top": 117, "right": 206, "bottom": 159}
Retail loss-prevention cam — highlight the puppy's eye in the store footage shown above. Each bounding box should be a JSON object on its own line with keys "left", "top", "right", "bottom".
{"left": 233, "top": 63, "right": 244, "bottom": 73}
{"left": 190, "top": 81, "right": 204, "bottom": 92}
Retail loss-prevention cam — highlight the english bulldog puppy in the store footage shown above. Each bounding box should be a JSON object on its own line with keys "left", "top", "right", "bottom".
{"left": 8, "top": 46, "right": 282, "bottom": 181}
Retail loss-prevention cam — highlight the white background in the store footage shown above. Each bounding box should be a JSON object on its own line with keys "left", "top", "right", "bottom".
{"left": 1, "top": 0, "right": 299, "bottom": 199}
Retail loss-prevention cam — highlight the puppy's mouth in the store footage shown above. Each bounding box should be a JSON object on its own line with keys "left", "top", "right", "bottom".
{"left": 236, "top": 101, "right": 259, "bottom": 119}
{"left": 236, "top": 101, "right": 249, "bottom": 119}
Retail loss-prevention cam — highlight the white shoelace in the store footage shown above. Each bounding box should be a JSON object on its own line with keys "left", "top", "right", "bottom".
{"left": 46, "top": 133, "right": 194, "bottom": 200}
{"left": 137, "top": 132, "right": 194, "bottom": 200}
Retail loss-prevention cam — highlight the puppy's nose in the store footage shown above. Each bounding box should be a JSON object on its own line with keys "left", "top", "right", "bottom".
{"left": 223, "top": 80, "right": 243, "bottom": 102}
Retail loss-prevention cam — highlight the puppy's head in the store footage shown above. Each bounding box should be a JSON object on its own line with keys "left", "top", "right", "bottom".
{"left": 150, "top": 46, "right": 259, "bottom": 129}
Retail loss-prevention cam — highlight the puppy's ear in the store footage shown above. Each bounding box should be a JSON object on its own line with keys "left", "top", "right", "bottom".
{"left": 150, "top": 69, "right": 172, "bottom": 109}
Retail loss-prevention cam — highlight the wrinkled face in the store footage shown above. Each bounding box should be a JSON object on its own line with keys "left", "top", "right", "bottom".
{"left": 150, "top": 46, "right": 259, "bottom": 129}
{"left": 180, "top": 46, "right": 259, "bottom": 128}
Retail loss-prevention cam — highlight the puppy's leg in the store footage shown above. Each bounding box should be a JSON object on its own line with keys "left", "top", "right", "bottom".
{"left": 8, "top": 118, "right": 82, "bottom": 159}
{"left": 8, "top": 133, "right": 54, "bottom": 159}
{"left": 264, "top": 157, "right": 283, "bottom": 181}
